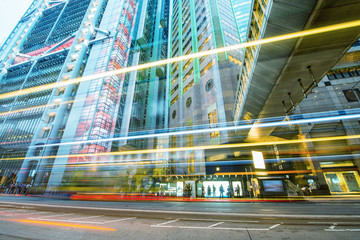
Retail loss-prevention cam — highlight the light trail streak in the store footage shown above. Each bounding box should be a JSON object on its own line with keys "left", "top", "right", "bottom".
{"left": 0, "top": 20, "right": 360, "bottom": 101}
{"left": 34, "top": 112, "right": 360, "bottom": 149}
{"left": 62, "top": 153, "right": 360, "bottom": 169}
{"left": 0, "top": 100, "right": 74, "bottom": 117}
{"left": 11, "top": 219, "right": 116, "bottom": 231}
{"left": 2, "top": 134, "right": 360, "bottom": 161}
{"left": 214, "top": 168, "right": 360, "bottom": 176}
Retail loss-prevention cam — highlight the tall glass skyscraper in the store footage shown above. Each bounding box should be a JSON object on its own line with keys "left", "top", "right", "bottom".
{"left": 232, "top": 0, "right": 252, "bottom": 43}
{"left": 0, "top": 0, "right": 170, "bottom": 189}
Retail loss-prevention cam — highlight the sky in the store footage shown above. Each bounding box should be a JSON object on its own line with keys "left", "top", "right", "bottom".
{"left": 0, "top": 0, "right": 33, "bottom": 44}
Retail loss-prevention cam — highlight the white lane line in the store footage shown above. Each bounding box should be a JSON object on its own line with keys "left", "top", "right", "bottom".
{"left": 151, "top": 225, "right": 174, "bottom": 228}
{"left": 308, "top": 222, "right": 341, "bottom": 224}
{"left": 325, "top": 229, "right": 360, "bottom": 232}
{"left": 330, "top": 223, "right": 337, "bottom": 230}
{"left": 156, "top": 219, "right": 179, "bottom": 226}
{"left": 179, "top": 218, "right": 259, "bottom": 223}
{"left": 269, "top": 223, "right": 281, "bottom": 230}
{"left": 67, "top": 215, "right": 103, "bottom": 221}
{"left": 152, "top": 223, "right": 279, "bottom": 231}
{"left": 151, "top": 225, "right": 271, "bottom": 231}
{"left": 102, "top": 217, "right": 136, "bottom": 224}
{"left": 208, "top": 222, "right": 224, "bottom": 228}
{"left": 30, "top": 213, "right": 75, "bottom": 219}
{"left": 179, "top": 226, "right": 211, "bottom": 229}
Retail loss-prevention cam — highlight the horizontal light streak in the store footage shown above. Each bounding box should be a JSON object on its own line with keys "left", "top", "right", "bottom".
{"left": 62, "top": 153, "right": 360, "bottom": 169}
{"left": 3, "top": 134, "right": 360, "bottom": 162}
{"left": 1, "top": 20, "right": 360, "bottom": 101}
{"left": 0, "top": 100, "right": 74, "bottom": 117}
{"left": 36, "top": 112, "right": 360, "bottom": 149}
{"left": 214, "top": 168, "right": 360, "bottom": 176}
{"left": 11, "top": 219, "right": 116, "bottom": 231}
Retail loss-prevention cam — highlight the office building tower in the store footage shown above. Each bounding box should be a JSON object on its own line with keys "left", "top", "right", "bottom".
{"left": 0, "top": 0, "right": 143, "bottom": 189}
{"left": 168, "top": 0, "right": 243, "bottom": 175}
{"left": 232, "top": 0, "right": 252, "bottom": 43}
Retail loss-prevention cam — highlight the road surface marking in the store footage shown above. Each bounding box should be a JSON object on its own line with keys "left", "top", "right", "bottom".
{"left": 156, "top": 219, "right": 179, "bottom": 226}
{"left": 208, "top": 222, "right": 224, "bottom": 228}
{"left": 102, "top": 217, "right": 136, "bottom": 223}
{"left": 269, "top": 223, "right": 281, "bottom": 229}
{"left": 151, "top": 220, "right": 281, "bottom": 231}
{"left": 330, "top": 223, "right": 337, "bottom": 230}
{"left": 179, "top": 226, "right": 210, "bottom": 229}
{"left": 67, "top": 215, "right": 103, "bottom": 221}
{"left": 325, "top": 229, "right": 360, "bottom": 232}
{"left": 179, "top": 218, "right": 259, "bottom": 223}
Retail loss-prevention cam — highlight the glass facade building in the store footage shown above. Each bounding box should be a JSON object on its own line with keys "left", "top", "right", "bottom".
{"left": 232, "top": 0, "right": 252, "bottom": 43}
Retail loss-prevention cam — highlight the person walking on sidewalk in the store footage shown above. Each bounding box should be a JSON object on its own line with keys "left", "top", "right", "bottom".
{"left": 207, "top": 185, "right": 211, "bottom": 197}
{"left": 219, "top": 184, "right": 225, "bottom": 198}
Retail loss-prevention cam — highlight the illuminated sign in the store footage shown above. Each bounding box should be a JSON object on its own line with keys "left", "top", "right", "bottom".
{"left": 252, "top": 151, "right": 265, "bottom": 169}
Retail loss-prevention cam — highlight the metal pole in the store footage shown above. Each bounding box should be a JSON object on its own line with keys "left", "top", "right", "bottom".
{"left": 245, "top": 168, "right": 251, "bottom": 200}
{"left": 250, "top": 167, "right": 255, "bottom": 198}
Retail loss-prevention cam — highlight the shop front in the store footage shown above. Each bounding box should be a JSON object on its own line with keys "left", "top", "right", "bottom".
{"left": 324, "top": 171, "right": 360, "bottom": 194}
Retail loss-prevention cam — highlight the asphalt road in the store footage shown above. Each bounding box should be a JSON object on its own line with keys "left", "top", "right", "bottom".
{"left": 0, "top": 195, "right": 360, "bottom": 239}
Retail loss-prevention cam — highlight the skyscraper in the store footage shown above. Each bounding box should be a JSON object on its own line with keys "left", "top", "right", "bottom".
{"left": 168, "top": 0, "right": 243, "bottom": 175}
{"left": 0, "top": 0, "right": 154, "bottom": 189}
{"left": 232, "top": 0, "right": 252, "bottom": 43}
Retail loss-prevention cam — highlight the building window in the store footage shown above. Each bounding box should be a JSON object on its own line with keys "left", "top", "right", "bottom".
{"left": 171, "top": 95, "right": 179, "bottom": 106}
{"left": 201, "top": 59, "right": 215, "bottom": 76}
{"left": 183, "top": 79, "right": 194, "bottom": 94}
{"left": 57, "top": 128, "right": 64, "bottom": 138}
{"left": 343, "top": 89, "right": 360, "bottom": 102}
{"left": 57, "top": 89, "right": 65, "bottom": 96}
{"left": 205, "top": 79, "right": 214, "bottom": 91}
{"left": 171, "top": 84, "right": 179, "bottom": 95}
{"left": 187, "top": 151, "right": 195, "bottom": 173}
{"left": 43, "top": 129, "right": 50, "bottom": 138}
{"left": 48, "top": 116, "right": 55, "bottom": 123}
{"left": 172, "top": 110, "right": 177, "bottom": 119}
{"left": 186, "top": 97, "right": 192, "bottom": 108}
{"left": 208, "top": 109, "right": 219, "bottom": 139}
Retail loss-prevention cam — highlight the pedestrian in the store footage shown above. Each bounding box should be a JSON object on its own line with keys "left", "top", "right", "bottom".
{"left": 219, "top": 184, "right": 224, "bottom": 198}
{"left": 184, "top": 183, "right": 189, "bottom": 197}
{"left": 207, "top": 185, "right": 211, "bottom": 197}
{"left": 25, "top": 183, "right": 31, "bottom": 195}
{"left": 10, "top": 182, "right": 15, "bottom": 194}
{"left": 235, "top": 184, "right": 240, "bottom": 197}
{"left": 212, "top": 185, "right": 216, "bottom": 197}
{"left": 20, "top": 183, "right": 26, "bottom": 194}
{"left": 201, "top": 185, "right": 205, "bottom": 198}
{"left": 227, "top": 185, "right": 231, "bottom": 198}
